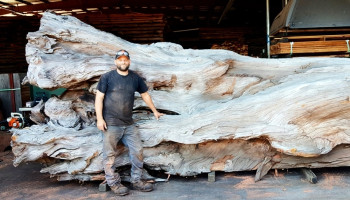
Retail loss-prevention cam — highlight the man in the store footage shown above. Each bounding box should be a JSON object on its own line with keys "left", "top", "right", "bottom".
{"left": 95, "top": 49, "right": 164, "bottom": 196}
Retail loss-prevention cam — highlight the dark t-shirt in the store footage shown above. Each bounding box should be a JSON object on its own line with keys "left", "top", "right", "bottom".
{"left": 96, "top": 70, "right": 148, "bottom": 126}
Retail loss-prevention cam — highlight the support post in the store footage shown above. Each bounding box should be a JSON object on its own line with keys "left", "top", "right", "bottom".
{"left": 266, "top": 0, "right": 270, "bottom": 58}
{"left": 208, "top": 171, "right": 215, "bottom": 182}
{"left": 98, "top": 180, "right": 108, "bottom": 192}
{"left": 301, "top": 168, "right": 317, "bottom": 184}
{"left": 8, "top": 73, "right": 16, "bottom": 112}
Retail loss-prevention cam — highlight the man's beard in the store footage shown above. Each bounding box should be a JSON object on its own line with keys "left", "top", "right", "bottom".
{"left": 116, "top": 64, "right": 130, "bottom": 72}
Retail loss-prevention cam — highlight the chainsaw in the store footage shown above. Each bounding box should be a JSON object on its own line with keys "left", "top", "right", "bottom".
{"left": 7, "top": 112, "right": 24, "bottom": 129}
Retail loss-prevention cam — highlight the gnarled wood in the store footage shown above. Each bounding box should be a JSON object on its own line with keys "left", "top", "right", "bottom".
{"left": 11, "top": 12, "right": 350, "bottom": 182}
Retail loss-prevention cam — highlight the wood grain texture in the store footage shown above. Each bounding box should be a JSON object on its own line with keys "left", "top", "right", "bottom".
{"left": 11, "top": 12, "right": 350, "bottom": 182}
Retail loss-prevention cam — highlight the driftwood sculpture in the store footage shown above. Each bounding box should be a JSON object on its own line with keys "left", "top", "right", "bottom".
{"left": 11, "top": 12, "right": 350, "bottom": 182}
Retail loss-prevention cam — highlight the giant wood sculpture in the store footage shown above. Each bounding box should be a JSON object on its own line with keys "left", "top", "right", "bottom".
{"left": 11, "top": 12, "right": 350, "bottom": 182}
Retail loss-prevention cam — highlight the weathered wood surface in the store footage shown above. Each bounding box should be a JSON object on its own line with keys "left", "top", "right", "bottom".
{"left": 11, "top": 12, "right": 350, "bottom": 182}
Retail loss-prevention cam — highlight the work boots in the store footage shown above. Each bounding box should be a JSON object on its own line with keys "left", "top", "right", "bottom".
{"left": 110, "top": 183, "right": 129, "bottom": 196}
{"left": 131, "top": 180, "right": 154, "bottom": 192}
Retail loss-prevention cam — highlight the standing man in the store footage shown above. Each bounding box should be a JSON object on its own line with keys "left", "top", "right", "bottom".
{"left": 95, "top": 49, "right": 164, "bottom": 196}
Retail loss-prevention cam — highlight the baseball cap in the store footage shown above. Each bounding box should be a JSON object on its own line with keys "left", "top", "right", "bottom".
{"left": 115, "top": 49, "right": 130, "bottom": 60}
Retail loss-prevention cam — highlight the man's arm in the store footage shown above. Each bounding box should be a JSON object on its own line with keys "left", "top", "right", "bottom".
{"left": 140, "top": 92, "right": 164, "bottom": 120}
{"left": 95, "top": 90, "right": 107, "bottom": 131}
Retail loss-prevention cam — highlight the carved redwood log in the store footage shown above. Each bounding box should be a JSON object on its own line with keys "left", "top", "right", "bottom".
{"left": 11, "top": 12, "right": 350, "bottom": 182}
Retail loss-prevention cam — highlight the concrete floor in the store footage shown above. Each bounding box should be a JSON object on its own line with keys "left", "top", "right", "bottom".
{"left": 1, "top": 150, "right": 350, "bottom": 200}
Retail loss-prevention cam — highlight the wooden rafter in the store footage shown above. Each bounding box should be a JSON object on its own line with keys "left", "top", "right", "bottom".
{"left": 39, "top": 0, "right": 50, "bottom": 3}
{"left": 0, "top": 0, "right": 224, "bottom": 16}
{"left": 14, "top": 0, "right": 32, "bottom": 5}
{"left": 0, "top": 1, "right": 11, "bottom": 6}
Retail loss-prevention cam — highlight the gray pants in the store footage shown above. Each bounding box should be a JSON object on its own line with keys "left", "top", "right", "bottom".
{"left": 102, "top": 125, "right": 143, "bottom": 186}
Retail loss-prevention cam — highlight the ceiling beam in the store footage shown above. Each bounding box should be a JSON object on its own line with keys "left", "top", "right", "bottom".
{"left": 0, "top": 0, "right": 224, "bottom": 16}
{"left": 15, "top": 0, "right": 32, "bottom": 5}
{"left": 0, "top": 0, "right": 114, "bottom": 15}
{"left": 0, "top": 1, "right": 11, "bottom": 6}
{"left": 0, "top": 6, "right": 27, "bottom": 16}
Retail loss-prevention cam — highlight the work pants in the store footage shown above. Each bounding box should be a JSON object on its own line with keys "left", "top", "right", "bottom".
{"left": 102, "top": 125, "right": 143, "bottom": 186}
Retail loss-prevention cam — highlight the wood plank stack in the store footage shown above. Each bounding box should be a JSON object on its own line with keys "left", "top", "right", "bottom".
{"left": 271, "top": 30, "right": 350, "bottom": 57}
{"left": 271, "top": 40, "right": 349, "bottom": 54}
{"left": 0, "top": 16, "right": 40, "bottom": 73}
{"left": 172, "top": 27, "right": 252, "bottom": 53}
{"left": 0, "top": 13, "right": 165, "bottom": 74}
{"left": 199, "top": 27, "right": 251, "bottom": 41}
{"left": 76, "top": 13, "right": 165, "bottom": 43}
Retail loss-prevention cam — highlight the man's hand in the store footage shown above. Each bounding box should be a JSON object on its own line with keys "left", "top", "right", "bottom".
{"left": 153, "top": 111, "right": 165, "bottom": 120}
{"left": 97, "top": 119, "right": 107, "bottom": 131}
{"left": 141, "top": 92, "right": 165, "bottom": 120}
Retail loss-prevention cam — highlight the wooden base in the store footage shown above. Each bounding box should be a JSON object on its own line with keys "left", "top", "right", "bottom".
{"left": 98, "top": 180, "right": 108, "bottom": 192}
{"left": 208, "top": 172, "right": 215, "bottom": 182}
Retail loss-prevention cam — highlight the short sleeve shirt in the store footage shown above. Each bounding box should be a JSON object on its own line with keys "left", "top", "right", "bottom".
{"left": 96, "top": 70, "right": 148, "bottom": 126}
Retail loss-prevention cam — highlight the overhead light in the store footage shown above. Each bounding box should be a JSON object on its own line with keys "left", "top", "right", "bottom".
{"left": 87, "top": 8, "right": 98, "bottom": 11}
{"left": 1, "top": 13, "right": 17, "bottom": 17}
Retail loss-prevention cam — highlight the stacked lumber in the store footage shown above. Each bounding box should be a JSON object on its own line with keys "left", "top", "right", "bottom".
{"left": 0, "top": 13, "right": 165, "bottom": 73}
{"left": 199, "top": 27, "right": 251, "bottom": 41}
{"left": 276, "top": 34, "right": 350, "bottom": 41}
{"left": 76, "top": 13, "right": 165, "bottom": 43}
{"left": 271, "top": 40, "right": 350, "bottom": 54}
{"left": 0, "top": 16, "right": 39, "bottom": 73}
{"left": 271, "top": 31, "right": 350, "bottom": 57}
{"left": 274, "top": 28, "right": 350, "bottom": 35}
{"left": 211, "top": 41, "right": 248, "bottom": 56}
{"left": 174, "top": 27, "right": 253, "bottom": 54}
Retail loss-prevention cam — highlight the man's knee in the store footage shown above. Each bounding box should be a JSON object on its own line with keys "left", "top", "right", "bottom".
{"left": 129, "top": 149, "right": 144, "bottom": 163}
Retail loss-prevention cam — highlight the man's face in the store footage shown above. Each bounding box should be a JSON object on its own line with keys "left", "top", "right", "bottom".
{"left": 114, "top": 56, "right": 130, "bottom": 72}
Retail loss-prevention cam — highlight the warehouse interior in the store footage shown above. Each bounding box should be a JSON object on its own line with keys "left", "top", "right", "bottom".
{"left": 0, "top": 0, "right": 350, "bottom": 121}
{"left": 1, "top": 2, "right": 350, "bottom": 199}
